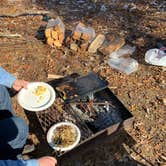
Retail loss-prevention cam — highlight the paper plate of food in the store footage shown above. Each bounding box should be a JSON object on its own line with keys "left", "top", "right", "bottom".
{"left": 17, "top": 82, "right": 56, "bottom": 112}
{"left": 47, "top": 122, "right": 81, "bottom": 152}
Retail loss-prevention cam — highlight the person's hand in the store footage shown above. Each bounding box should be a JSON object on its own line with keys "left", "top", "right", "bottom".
{"left": 12, "top": 79, "right": 28, "bottom": 91}
{"left": 38, "top": 156, "right": 57, "bottom": 166}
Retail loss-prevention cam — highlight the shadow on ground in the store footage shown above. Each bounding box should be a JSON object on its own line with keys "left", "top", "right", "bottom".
{"left": 58, "top": 126, "right": 149, "bottom": 166}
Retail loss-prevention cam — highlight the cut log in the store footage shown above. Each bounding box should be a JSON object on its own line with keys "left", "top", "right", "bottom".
{"left": 54, "top": 26, "right": 63, "bottom": 33}
{"left": 99, "top": 37, "right": 125, "bottom": 55}
{"left": 67, "top": 22, "right": 95, "bottom": 52}
{"left": 54, "top": 40, "right": 62, "bottom": 47}
{"left": 81, "top": 33, "right": 91, "bottom": 41}
{"left": 47, "top": 38, "right": 54, "bottom": 47}
{"left": 80, "top": 43, "right": 88, "bottom": 51}
{"left": 70, "top": 43, "right": 78, "bottom": 51}
{"left": 58, "top": 33, "right": 64, "bottom": 43}
{"left": 73, "top": 31, "right": 81, "bottom": 40}
{"left": 51, "top": 30, "right": 58, "bottom": 39}
{"left": 45, "top": 28, "right": 52, "bottom": 38}
{"left": 88, "top": 34, "right": 105, "bottom": 53}
{"left": 45, "top": 17, "right": 65, "bottom": 48}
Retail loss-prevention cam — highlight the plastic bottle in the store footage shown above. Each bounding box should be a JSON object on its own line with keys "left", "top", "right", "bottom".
{"left": 108, "top": 57, "right": 138, "bottom": 75}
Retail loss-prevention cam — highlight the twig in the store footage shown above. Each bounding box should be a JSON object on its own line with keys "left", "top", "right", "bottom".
{"left": 160, "top": 155, "right": 166, "bottom": 161}
{"left": 0, "top": 32, "right": 22, "bottom": 38}
{"left": 47, "top": 74, "right": 64, "bottom": 79}
{"left": 0, "top": 10, "right": 50, "bottom": 18}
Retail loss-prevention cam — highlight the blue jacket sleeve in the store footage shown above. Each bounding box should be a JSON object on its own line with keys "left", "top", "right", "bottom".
{"left": 0, "top": 159, "right": 39, "bottom": 166}
{"left": 0, "top": 67, "right": 16, "bottom": 88}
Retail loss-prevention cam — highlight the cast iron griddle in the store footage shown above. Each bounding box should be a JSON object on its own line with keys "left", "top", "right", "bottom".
{"left": 53, "top": 72, "right": 108, "bottom": 103}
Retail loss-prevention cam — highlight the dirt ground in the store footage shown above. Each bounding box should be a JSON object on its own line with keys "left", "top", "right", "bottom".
{"left": 0, "top": 0, "right": 166, "bottom": 165}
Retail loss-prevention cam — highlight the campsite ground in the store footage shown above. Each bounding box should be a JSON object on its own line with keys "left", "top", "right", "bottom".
{"left": 0, "top": 0, "right": 165, "bottom": 165}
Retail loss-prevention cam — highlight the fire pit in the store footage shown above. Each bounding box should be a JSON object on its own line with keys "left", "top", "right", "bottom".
{"left": 36, "top": 72, "right": 133, "bottom": 156}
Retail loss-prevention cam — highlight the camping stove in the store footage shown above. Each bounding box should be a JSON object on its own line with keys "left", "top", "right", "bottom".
{"left": 36, "top": 72, "right": 133, "bottom": 156}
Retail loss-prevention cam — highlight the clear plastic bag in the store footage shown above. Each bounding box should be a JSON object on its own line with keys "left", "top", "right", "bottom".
{"left": 46, "top": 16, "right": 65, "bottom": 33}
{"left": 73, "top": 22, "right": 95, "bottom": 43}
{"left": 45, "top": 16, "right": 65, "bottom": 47}
{"left": 108, "top": 57, "right": 138, "bottom": 75}
{"left": 109, "top": 45, "right": 136, "bottom": 59}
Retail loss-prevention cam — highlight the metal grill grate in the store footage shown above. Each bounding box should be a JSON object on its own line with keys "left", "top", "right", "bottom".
{"left": 36, "top": 99, "right": 93, "bottom": 141}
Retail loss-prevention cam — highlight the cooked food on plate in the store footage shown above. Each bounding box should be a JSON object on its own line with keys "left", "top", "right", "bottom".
{"left": 52, "top": 125, "right": 77, "bottom": 148}
{"left": 33, "top": 85, "right": 47, "bottom": 96}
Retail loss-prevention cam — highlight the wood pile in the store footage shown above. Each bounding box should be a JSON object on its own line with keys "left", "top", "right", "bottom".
{"left": 44, "top": 18, "right": 126, "bottom": 56}
{"left": 45, "top": 17, "right": 65, "bottom": 48}
{"left": 66, "top": 23, "right": 95, "bottom": 52}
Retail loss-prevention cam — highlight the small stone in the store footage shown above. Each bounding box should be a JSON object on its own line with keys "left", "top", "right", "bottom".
{"left": 88, "top": 34, "right": 105, "bottom": 53}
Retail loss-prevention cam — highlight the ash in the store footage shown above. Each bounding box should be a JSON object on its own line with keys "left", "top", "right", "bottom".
{"left": 70, "top": 99, "right": 123, "bottom": 132}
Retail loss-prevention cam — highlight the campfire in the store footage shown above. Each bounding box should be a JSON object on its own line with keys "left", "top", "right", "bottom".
{"left": 36, "top": 72, "right": 133, "bottom": 156}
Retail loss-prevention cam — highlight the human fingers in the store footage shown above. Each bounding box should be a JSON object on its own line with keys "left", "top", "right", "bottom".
{"left": 38, "top": 156, "right": 57, "bottom": 166}
{"left": 19, "top": 80, "right": 28, "bottom": 89}
{"left": 12, "top": 79, "right": 28, "bottom": 91}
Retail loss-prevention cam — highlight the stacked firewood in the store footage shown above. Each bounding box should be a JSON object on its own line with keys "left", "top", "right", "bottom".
{"left": 45, "top": 17, "right": 65, "bottom": 48}
{"left": 45, "top": 18, "right": 126, "bottom": 55}
{"left": 66, "top": 23, "right": 95, "bottom": 52}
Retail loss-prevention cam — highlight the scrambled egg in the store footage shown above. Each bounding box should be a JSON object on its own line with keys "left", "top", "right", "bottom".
{"left": 33, "top": 86, "right": 47, "bottom": 96}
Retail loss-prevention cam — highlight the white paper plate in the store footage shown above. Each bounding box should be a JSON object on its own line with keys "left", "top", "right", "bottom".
{"left": 47, "top": 122, "right": 81, "bottom": 152}
{"left": 21, "top": 82, "right": 51, "bottom": 108}
{"left": 17, "top": 82, "right": 56, "bottom": 112}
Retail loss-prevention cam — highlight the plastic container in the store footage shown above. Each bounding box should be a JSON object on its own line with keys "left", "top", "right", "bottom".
{"left": 108, "top": 57, "right": 138, "bottom": 75}
{"left": 110, "top": 45, "right": 136, "bottom": 59}
{"left": 145, "top": 48, "right": 166, "bottom": 67}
